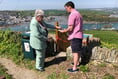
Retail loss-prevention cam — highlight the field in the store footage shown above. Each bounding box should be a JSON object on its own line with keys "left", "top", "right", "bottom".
{"left": 84, "top": 30, "right": 118, "bottom": 49}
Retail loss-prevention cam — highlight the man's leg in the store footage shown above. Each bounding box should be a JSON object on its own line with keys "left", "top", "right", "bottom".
{"left": 73, "top": 53, "right": 80, "bottom": 70}
{"left": 68, "top": 38, "right": 82, "bottom": 72}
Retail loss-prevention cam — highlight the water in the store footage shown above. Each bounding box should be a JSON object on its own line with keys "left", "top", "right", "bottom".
{"left": 0, "top": 22, "right": 118, "bottom": 32}
{"left": 83, "top": 23, "right": 118, "bottom": 30}
{"left": 62, "top": 22, "right": 118, "bottom": 30}
{"left": 0, "top": 22, "right": 30, "bottom": 32}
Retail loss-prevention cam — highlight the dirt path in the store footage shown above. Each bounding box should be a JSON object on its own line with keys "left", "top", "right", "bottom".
{"left": 0, "top": 57, "right": 40, "bottom": 79}
{"left": 0, "top": 52, "right": 67, "bottom": 79}
{"left": 0, "top": 52, "right": 118, "bottom": 79}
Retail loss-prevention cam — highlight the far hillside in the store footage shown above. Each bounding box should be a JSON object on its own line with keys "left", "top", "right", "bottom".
{"left": 1, "top": 9, "right": 118, "bottom": 23}
{"left": 19, "top": 9, "right": 118, "bottom": 22}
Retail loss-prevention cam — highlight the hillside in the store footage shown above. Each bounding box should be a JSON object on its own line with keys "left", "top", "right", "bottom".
{"left": 0, "top": 30, "right": 118, "bottom": 79}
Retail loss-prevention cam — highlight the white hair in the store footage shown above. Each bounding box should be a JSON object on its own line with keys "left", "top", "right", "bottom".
{"left": 34, "top": 9, "right": 44, "bottom": 17}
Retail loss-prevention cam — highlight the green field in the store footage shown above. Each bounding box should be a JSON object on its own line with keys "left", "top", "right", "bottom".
{"left": 49, "top": 30, "right": 118, "bottom": 49}
{"left": 84, "top": 30, "right": 118, "bottom": 49}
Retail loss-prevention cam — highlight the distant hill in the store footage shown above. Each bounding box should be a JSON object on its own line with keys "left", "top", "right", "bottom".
{"left": 0, "top": 9, "right": 118, "bottom": 22}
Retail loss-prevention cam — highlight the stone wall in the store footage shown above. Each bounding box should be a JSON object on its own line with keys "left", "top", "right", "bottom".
{"left": 92, "top": 47, "right": 118, "bottom": 63}
{"left": 66, "top": 37, "right": 118, "bottom": 64}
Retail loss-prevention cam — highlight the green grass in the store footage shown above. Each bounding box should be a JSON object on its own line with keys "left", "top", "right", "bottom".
{"left": 48, "top": 29, "right": 56, "bottom": 34}
{"left": 98, "top": 63, "right": 106, "bottom": 67}
{"left": 47, "top": 72, "right": 69, "bottom": 79}
{"left": 0, "top": 64, "right": 13, "bottom": 79}
{"left": 79, "top": 65, "right": 89, "bottom": 72}
{"left": 84, "top": 30, "right": 118, "bottom": 49}
{"left": 22, "top": 59, "right": 35, "bottom": 70}
{"left": 49, "top": 30, "right": 118, "bottom": 49}
{"left": 0, "top": 30, "right": 35, "bottom": 70}
{"left": 0, "top": 30, "right": 23, "bottom": 64}
{"left": 102, "top": 73, "right": 115, "bottom": 79}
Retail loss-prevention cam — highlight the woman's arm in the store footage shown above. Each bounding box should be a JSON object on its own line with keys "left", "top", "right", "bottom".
{"left": 43, "top": 21, "right": 55, "bottom": 29}
{"left": 30, "top": 23, "right": 47, "bottom": 41}
{"left": 43, "top": 21, "right": 61, "bottom": 29}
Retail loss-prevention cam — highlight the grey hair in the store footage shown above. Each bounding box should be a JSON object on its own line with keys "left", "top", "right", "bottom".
{"left": 34, "top": 9, "right": 44, "bottom": 17}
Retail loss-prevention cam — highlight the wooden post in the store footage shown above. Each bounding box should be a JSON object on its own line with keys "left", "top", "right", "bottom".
{"left": 55, "top": 21, "right": 60, "bottom": 52}
{"left": 55, "top": 22, "right": 70, "bottom": 52}
{"left": 55, "top": 21, "right": 59, "bottom": 42}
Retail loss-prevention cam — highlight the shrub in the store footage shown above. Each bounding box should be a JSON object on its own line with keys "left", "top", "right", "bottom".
{"left": 0, "top": 30, "right": 23, "bottom": 64}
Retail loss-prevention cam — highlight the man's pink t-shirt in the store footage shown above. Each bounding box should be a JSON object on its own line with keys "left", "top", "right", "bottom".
{"left": 68, "top": 9, "right": 83, "bottom": 40}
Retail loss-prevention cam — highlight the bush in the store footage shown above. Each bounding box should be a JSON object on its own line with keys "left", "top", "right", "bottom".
{"left": 0, "top": 30, "right": 23, "bottom": 64}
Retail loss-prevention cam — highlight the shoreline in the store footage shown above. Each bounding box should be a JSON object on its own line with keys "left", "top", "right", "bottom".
{"left": 0, "top": 22, "right": 29, "bottom": 29}
{"left": 83, "top": 21, "right": 118, "bottom": 24}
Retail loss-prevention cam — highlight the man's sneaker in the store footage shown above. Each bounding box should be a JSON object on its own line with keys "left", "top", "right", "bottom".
{"left": 71, "top": 63, "right": 80, "bottom": 67}
{"left": 67, "top": 68, "right": 79, "bottom": 73}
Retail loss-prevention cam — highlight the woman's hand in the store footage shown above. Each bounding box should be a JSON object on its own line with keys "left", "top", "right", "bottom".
{"left": 58, "top": 29, "right": 67, "bottom": 33}
{"left": 55, "top": 26, "right": 62, "bottom": 29}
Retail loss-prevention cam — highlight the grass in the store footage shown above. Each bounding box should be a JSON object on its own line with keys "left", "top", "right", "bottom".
{"left": 98, "top": 63, "right": 106, "bottom": 67}
{"left": 84, "top": 30, "right": 118, "bottom": 49}
{"left": 79, "top": 65, "right": 89, "bottom": 72}
{"left": 102, "top": 73, "right": 115, "bottom": 79}
{"left": 47, "top": 72, "right": 69, "bottom": 79}
{"left": 49, "top": 30, "right": 118, "bottom": 49}
{"left": 0, "top": 30, "right": 35, "bottom": 70}
{"left": 48, "top": 29, "right": 56, "bottom": 34}
{"left": 0, "top": 64, "right": 13, "bottom": 79}
{"left": 0, "top": 30, "right": 23, "bottom": 64}
{"left": 22, "top": 59, "right": 35, "bottom": 70}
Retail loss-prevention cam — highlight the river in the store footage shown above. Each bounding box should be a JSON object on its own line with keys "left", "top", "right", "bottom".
{"left": 0, "top": 22, "right": 118, "bottom": 32}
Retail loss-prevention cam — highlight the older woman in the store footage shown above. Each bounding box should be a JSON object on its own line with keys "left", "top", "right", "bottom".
{"left": 30, "top": 9, "right": 60, "bottom": 71}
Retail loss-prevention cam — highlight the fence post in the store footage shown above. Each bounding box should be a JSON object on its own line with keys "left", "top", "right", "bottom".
{"left": 55, "top": 21, "right": 59, "bottom": 42}
{"left": 55, "top": 21, "right": 60, "bottom": 52}
{"left": 55, "top": 22, "right": 70, "bottom": 52}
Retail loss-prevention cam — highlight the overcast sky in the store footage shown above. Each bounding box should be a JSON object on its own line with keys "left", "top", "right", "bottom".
{"left": 0, "top": 0, "right": 117, "bottom": 10}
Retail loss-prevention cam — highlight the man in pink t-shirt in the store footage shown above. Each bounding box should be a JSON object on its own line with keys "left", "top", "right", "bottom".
{"left": 59, "top": 1, "right": 83, "bottom": 72}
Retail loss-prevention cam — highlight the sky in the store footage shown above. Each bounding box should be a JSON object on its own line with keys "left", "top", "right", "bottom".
{"left": 0, "top": 0, "right": 118, "bottom": 10}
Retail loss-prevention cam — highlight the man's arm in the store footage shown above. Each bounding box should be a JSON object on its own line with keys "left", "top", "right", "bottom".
{"left": 59, "top": 25, "right": 73, "bottom": 33}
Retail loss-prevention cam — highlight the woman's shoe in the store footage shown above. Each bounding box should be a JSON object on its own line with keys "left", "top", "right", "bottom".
{"left": 36, "top": 68, "right": 45, "bottom": 72}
